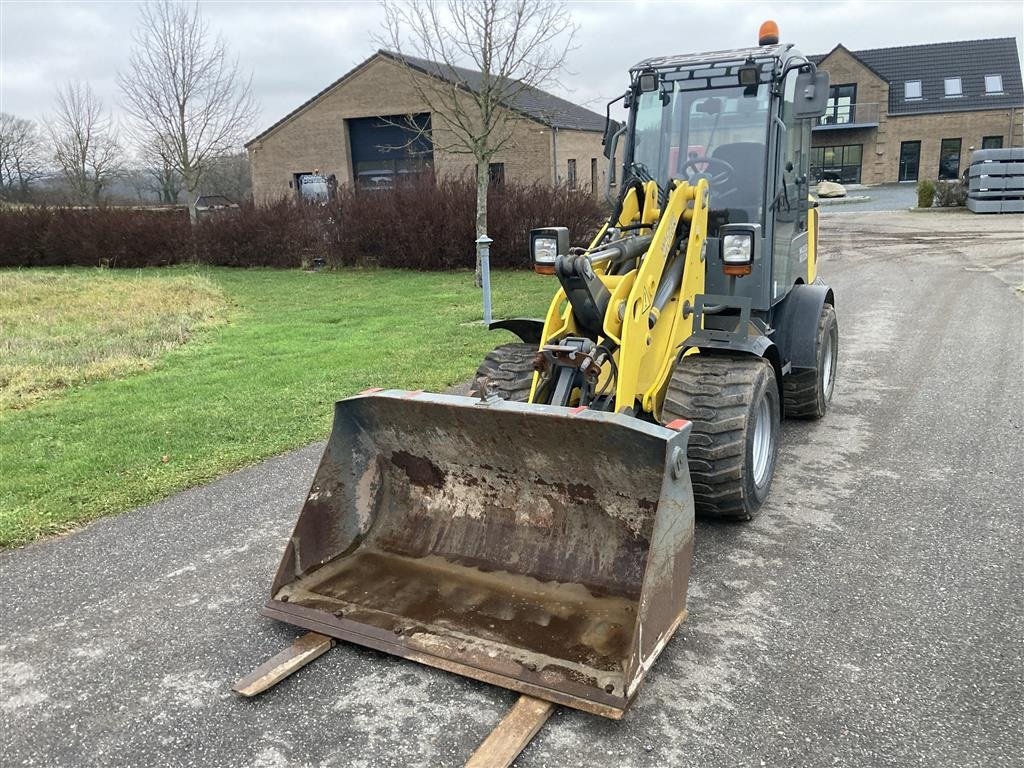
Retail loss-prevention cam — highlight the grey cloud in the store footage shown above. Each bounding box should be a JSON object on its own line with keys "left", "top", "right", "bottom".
{"left": 1, "top": 0, "right": 1020, "bottom": 145}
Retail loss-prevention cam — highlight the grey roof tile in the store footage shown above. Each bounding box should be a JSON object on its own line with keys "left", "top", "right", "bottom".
{"left": 248, "top": 51, "right": 605, "bottom": 147}
{"left": 811, "top": 38, "right": 1023, "bottom": 115}
{"left": 382, "top": 51, "right": 605, "bottom": 131}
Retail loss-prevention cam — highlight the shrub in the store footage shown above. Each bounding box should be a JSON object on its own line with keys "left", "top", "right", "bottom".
{"left": 0, "top": 206, "right": 189, "bottom": 268}
{"left": 194, "top": 199, "right": 323, "bottom": 268}
{"left": 0, "top": 179, "right": 608, "bottom": 270}
{"left": 933, "top": 180, "right": 967, "bottom": 208}
{"left": 916, "top": 179, "right": 936, "bottom": 209}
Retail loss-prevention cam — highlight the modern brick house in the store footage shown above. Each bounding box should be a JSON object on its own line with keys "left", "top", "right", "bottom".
{"left": 809, "top": 38, "right": 1023, "bottom": 185}
{"left": 246, "top": 51, "right": 605, "bottom": 202}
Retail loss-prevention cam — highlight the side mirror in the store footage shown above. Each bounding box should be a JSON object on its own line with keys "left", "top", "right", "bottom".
{"left": 603, "top": 124, "right": 626, "bottom": 205}
{"left": 602, "top": 118, "right": 623, "bottom": 157}
{"left": 793, "top": 70, "right": 830, "bottom": 119}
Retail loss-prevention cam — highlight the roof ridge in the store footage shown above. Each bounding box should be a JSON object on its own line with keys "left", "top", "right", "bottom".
{"left": 383, "top": 50, "right": 605, "bottom": 131}
{"left": 813, "top": 36, "right": 1019, "bottom": 58}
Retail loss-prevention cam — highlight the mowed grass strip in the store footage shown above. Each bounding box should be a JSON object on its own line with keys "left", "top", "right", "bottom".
{"left": 0, "top": 267, "right": 554, "bottom": 547}
{"left": 0, "top": 271, "right": 228, "bottom": 410}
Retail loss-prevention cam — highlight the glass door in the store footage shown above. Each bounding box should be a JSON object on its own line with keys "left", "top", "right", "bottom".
{"left": 898, "top": 141, "right": 920, "bottom": 182}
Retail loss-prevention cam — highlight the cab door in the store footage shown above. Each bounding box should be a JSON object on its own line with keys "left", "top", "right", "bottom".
{"left": 770, "top": 70, "right": 811, "bottom": 302}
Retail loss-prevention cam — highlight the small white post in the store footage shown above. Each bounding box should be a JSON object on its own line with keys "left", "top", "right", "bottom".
{"left": 476, "top": 235, "right": 493, "bottom": 325}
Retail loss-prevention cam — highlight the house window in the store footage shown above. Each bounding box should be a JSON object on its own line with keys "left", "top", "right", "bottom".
{"left": 938, "top": 138, "right": 962, "bottom": 179}
{"left": 590, "top": 158, "right": 597, "bottom": 192}
{"left": 904, "top": 80, "right": 922, "bottom": 100}
{"left": 821, "top": 84, "right": 857, "bottom": 125}
{"left": 810, "top": 144, "right": 862, "bottom": 184}
{"left": 943, "top": 78, "right": 962, "bottom": 98}
{"left": 488, "top": 162, "right": 505, "bottom": 185}
{"left": 567, "top": 158, "right": 577, "bottom": 188}
{"left": 984, "top": 74, "right": 1003, "bottom": 94}
{"left": 982, "top": 136, "right": 1004, "bottom": 150}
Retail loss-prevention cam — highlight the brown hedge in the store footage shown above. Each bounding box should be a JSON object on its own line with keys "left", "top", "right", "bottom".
{"left": 0, "top": 177, "right": 607, "bottom": 270}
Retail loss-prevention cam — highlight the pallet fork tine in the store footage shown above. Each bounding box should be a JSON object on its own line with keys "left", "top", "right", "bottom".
{"left": 234, "top": 634, "right": 556, "bottom": 767}
{"left": 232, "top": 632, "right": 335, "bottom": 697}
{"left": 466, "top": 695, "right": 555, "bottom": 768}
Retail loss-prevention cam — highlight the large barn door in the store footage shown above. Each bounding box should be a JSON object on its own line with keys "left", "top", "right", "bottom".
{"left": 348, "top": 114, "right": 433, "bottom": 189}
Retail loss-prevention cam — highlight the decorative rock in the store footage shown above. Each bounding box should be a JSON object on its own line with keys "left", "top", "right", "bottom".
{"left": 816, "top": 180, "right": 847, "bottom": 198}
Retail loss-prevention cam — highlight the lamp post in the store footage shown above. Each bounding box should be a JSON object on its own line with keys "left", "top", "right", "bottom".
{"left": 476, "top": 235, "right": 493, "bottom": 325}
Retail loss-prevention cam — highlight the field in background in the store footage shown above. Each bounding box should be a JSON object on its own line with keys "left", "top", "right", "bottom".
{"left": 0, "top": 271, "right": 228, "bottom": 410}
{"left": 0, "top": 266, "right": 554, "bottom": 546}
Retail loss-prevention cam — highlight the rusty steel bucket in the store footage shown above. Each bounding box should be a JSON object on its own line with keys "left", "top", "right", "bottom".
{"left": 263, "top": 389, "right": 695, "bottom": 718}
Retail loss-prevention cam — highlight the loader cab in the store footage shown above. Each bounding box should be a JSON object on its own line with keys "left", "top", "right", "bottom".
{"left": 618, "top": 44, "right": 828, "bottom": 310}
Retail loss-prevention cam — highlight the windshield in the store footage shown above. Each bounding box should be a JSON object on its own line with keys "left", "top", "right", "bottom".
{"left": 629, "top": 81, "right": 771, "bottom": 223}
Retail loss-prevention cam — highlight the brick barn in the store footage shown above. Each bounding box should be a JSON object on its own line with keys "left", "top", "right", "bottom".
{"left": 246, "top": 50, "right": 606, "bottom": 202}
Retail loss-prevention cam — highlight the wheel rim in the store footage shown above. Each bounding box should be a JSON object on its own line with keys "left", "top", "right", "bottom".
{"left": 751, "top": 394, "right": 773, "bottom": 486}
{"left": 822, "top": 332, "right": 836, "bottom": 396}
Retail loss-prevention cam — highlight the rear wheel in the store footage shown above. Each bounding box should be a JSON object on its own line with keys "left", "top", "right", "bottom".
{"left": 783, "top": 303, "right": 838, "bottom": 419}
{"left": 470, "top": 343, "right": 536, "bottom": 402}
{"left": 662, "top": 355, "right": 781, "bottom": 520}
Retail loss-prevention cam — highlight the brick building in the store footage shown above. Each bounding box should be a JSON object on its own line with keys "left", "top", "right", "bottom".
{"left": 246, "top": 51, "right": 605, "bottom": 202}
{"left": 809, "top": 38, "right": 1023, "bottom": 185}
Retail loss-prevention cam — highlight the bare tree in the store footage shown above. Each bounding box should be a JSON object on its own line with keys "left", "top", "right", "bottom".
{"left": 48, "top": 81, "right": 122, "bottom": 204}
{"left": 117, "top": 0, "right": 258, "bottom": 221}
{"left": 134, "top": 137, "right": 185, "bottom": 204}
{"left": 0, "top": 113, "right": 47, "bottom": 201}
{"left": 379, "top": 0, "right": 576, "bottom": 284}
{"left": 200, "top": 151, "right": 252, "bottom": 202}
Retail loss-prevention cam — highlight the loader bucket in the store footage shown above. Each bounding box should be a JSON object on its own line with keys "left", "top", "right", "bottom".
{"left": 263, "top": 390, "right": 694, "bottom": 718}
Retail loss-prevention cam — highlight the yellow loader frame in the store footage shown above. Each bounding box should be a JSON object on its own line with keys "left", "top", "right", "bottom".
{"left": 530, "top": 178, "right": 711, "bottom": 419}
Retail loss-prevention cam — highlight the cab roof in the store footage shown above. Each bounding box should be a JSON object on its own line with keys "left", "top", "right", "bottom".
{"left": 632, "top": 43, "right": 794, "bottom": 73}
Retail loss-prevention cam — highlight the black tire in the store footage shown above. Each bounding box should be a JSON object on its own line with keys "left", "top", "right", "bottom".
{"left": 470, "top": 343, "right": 536, "bottom": 402}
{"left": 783, "top": 303, "right": 838, "bottom": 420}
{"left": 662, "top": 355, "right": 781, "bottom": 521}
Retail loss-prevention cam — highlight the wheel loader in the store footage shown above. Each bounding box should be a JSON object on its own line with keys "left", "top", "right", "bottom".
{"left": 242, "top": 26, "right": 837, "bottom": 727}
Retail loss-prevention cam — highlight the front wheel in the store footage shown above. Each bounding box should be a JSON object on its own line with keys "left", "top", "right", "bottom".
{"left": 662, "top": 355, "right": 781, "bottom": 521}
{"left": 783, "top": 303, "right": 838, "bottom": 419}
{"left": 470, "top": 343, "right": 536, "bottom": 402}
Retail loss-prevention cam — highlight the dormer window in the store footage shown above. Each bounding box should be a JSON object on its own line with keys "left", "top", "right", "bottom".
{"left": 904, "top": 80, "right": 922, "bottom": 100}
{"left": 985, "top": 74, "right": 1003, "bottom": 94}
{"left": 944, "top": 77, "right": 962, "bottom": 97}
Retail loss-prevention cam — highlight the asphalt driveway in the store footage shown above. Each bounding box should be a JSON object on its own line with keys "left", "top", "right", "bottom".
{"left": 2, "top": 210, "right": 1022, "bottom": 768}
{"left": 817, "top": 182, "right": 918, "bottom": 211}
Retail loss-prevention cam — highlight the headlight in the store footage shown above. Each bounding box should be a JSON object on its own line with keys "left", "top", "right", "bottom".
{"left": 533, "top": 237, "right": 558, "bottom": 267}
{"left": 530, "top": 227, "right": 569, "bottom": 275}
{"left": 722, "top": 233, "right": 753, "bottom": 264}
{"left": 719, "top": 224, "right": 760, "bottom": 277}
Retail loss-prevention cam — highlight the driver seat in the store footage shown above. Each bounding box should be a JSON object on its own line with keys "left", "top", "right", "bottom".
{"left": 710, "top": 142, "right": 765, "bottom": 225}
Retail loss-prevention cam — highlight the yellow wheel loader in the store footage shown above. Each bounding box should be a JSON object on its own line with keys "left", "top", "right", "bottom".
{"left": 245, "top": 29, "right": 837, "bottom": 724}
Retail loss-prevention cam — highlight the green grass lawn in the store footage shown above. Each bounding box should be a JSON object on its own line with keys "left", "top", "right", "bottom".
{"left": 1, "top": 271, "right": 228, "bottom": 410}
{"left": 0, "top": 267, "right": 554, "bottom": 547}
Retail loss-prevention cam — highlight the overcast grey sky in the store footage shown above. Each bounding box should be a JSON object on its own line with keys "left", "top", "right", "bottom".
{"left": 2, "top": 0, "right": 1022, "bottom": 147}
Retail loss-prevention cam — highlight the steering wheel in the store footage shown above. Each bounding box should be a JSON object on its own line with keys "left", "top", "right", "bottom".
{"left": 683, "top": 156, "right": 735, "bottom": 188}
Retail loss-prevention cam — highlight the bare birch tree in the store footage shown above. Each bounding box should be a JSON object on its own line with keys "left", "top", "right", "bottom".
{"left": 0, "top": 113, "right": 47, "bottom": 201}
{"left": 48, "top": 81, "right": 122, "bottom": 204}
{"left": 117, "top": 0, "right": 257, "bottom": 221}
{"left": 379, "top": 0, "right": 576, "bottom": 284}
